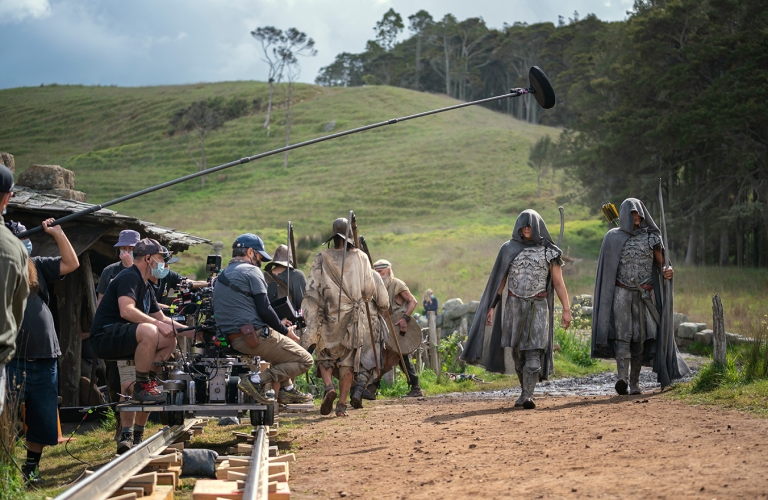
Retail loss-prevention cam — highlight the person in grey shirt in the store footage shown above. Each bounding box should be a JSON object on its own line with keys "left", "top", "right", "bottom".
{"left": 212, "top": 233, "right": 312, "bottom": 405}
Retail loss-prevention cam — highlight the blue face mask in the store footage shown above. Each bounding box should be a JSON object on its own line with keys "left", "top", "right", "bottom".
{"left": 151, "top": 259, "right": 166, "bottom": 279}
{"left": 23, "top": 239, "right": 32, "bottom": 255}
{"left": 157, "top": 264, "right": 170, "bottom": 279}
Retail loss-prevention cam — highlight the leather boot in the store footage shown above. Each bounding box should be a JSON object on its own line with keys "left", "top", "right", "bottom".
{"left": 514, "top": 372, "right": 525, "bottom": 407}
{"left": 522, "top": 369, "right": 538, "bottom": 410}
{"left": 629, "top": 356, "right": 642, "bottom": 395}
{"left": 350, "top": 384, "right": 364, "bottom": 409}
{"left": 615, "top": 356, "right": 630, "bottom": 395}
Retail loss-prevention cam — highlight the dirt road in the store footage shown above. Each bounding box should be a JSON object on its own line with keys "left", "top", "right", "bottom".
{"left": 286, "top": 391, "right": 768, "bottom": 499}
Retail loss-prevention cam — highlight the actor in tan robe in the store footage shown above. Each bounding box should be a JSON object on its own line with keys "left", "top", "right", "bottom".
{"left": 302, "top": 218, "right": 379, "bottom": 416}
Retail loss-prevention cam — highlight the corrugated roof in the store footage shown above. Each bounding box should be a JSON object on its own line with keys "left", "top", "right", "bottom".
{"left": 9, "top": 186, "right": 210, "bottom": 251}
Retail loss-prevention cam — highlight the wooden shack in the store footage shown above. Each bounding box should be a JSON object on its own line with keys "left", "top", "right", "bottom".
{"left": 7, "top": 185, "right": 209, "bottom": 407}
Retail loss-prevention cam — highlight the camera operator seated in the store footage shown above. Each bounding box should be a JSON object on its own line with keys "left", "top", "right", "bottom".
{"left": 90, "top": 238, "right": 191, "bottom": 404}
{"left": 212, "top": 234, "right": 313, "bottom": 404}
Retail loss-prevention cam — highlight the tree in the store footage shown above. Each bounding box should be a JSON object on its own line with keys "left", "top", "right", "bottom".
{"left": 251, "top": 26, "right": 287, "bottom": 136}
{"left": 170, "top": 100, "right": 223, "bottom": 189}
{"left": 169, "top": 97, "right": 248, "bottom": 188}
{"left": 315, "top": 52, "right": 366, "bottom": 86}
{"left": 278, "top": 28, "right": 317, "bottom": 168}
{"left": 408, "top": 10, "right": 434, "bottom": 90}
{"left": 528, "top": 135, "right": 552, "bottom": 197}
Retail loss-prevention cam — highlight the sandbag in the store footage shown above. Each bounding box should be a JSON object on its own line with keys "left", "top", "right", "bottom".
{"left": 181, "top": 449, "right": 219, "bottom": 478}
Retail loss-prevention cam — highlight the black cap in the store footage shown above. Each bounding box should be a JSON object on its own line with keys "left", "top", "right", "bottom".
{"left": 133, "top": 238, "right": 169, "bottom": 257}
{"left": 0, "top": 164, "right": 14, "bottom": 193}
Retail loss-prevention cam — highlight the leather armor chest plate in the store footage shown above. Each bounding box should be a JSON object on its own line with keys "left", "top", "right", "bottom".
{"left": 617, "top": 233, "right": 656, "bottom": 286}
{"left": 507, "top": 246, "right": 550, "bottom": 298}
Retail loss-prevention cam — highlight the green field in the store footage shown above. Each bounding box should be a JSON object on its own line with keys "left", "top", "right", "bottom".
{"left": 1, "top": 82, "right": 764, "bottom": 332}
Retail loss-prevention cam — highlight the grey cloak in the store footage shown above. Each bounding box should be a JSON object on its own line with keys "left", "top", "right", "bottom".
{"left": 591, "top": 198, "right": 689, "bottom": 388}
{"left": 461, "top": 210, "right": 562, "bottom": 378}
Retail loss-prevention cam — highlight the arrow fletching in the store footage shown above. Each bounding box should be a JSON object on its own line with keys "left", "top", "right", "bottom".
{"left": 601, "top": 202, "right": 620, "bottom": 227}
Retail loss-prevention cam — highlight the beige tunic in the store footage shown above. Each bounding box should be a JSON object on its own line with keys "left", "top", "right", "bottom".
{"left": 301, "top": 248, "right": 377, "bottom": 371}
{"left": 359, "top": 272, "right": 390, "bottom": 372}
{"left": 385, "top": 276, "right": 410, "bottom": 316}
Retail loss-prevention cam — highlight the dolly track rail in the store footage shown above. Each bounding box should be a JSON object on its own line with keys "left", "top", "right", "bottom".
{"left": 242, "top": 426, "right": 269, "bottom": 500}
{"left": 55, "top": 418, "right": 200, "bottom": 500}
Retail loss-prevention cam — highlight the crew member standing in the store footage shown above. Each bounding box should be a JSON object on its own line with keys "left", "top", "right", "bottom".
{"left": 5, "top": 219, "right": 79, "bottom": 483}
{"left": 461, "top": 210, "right": 571, "bottom": 410}
{"left": 372, "top": 259, "right": 421, "bottom": 397}
{"left": 0, "top": 164, "right": 29, "bottom": 417}
{"left": 302, "top": 217, "right": 378, "bottom": 417}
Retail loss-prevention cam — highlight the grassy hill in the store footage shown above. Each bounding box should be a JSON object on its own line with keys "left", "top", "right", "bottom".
{"left": 1, "top": 81, "right": 603, "bottom": 301}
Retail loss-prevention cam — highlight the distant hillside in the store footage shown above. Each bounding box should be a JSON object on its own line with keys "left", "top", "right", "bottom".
{"left": 0, "top": 82, "right": 604, "bottom": 301}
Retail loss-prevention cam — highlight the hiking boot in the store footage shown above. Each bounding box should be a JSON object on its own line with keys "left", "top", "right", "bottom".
{"left": 117, "top": 431, "right": 133, "bottom": 455}
{"left": 278, "top": 387, "right": 313, "bottom": 404}
{"left": 131, "top": 380, "right": 166, "bottom": 404}
{"left": 404, "top": 386, "right": 423, "bottom": 398}
{"left": 133, "top": 430, "right": 144, "bottom": 446}
{"left": 320, "top": 387, "right": 337, "bottom": 416}
{"left": 237, "top": 377, "right": 276, "bottom": 405}
{"left": 22, "top": 463, "right": 44, "bottom": 486}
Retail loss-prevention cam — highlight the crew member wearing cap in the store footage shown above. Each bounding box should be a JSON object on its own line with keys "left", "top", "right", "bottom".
{"left": 97, "top": 229, "right": 141, "bottom": 306}
{"left": 372, "top": 259, "right": 421, "bottom": 398}
{"left": 90, "top": 238, "right": 191, "bottom": 404}
{"left": 5, "top": 218, "right": 79, "bottom": 483}
{"left": 301, "top": 217, "right": 384, "bottom": 417}
{"left": 264, "top": 244, "right": 312, "bottom": 404}
{"left": 0, "top": 163, "right": 29, "bottom": 417}
{"left": 212, "top": 234, "right": 313, "bottom": 405}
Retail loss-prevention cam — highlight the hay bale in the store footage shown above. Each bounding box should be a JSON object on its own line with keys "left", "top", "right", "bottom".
{"left": 17, "top": 164, "right": 75, "bottom": 190}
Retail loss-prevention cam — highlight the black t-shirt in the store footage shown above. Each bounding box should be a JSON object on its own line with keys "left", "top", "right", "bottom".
{"left": 91, "top": 265, "right": 160, "bottom": 338}
{"left": 96, "top": 261, "right": 127, "bottom": 295}
{"left": 15, "top": 257, "right": 62, "bottom": 359}
{"left": 150, "top": 269, "right": 184, "bottom": 304}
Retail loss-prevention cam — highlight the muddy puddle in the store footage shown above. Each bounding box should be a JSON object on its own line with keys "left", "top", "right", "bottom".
{"left": 447, "top": 353, "right": 704, "bottom": 398}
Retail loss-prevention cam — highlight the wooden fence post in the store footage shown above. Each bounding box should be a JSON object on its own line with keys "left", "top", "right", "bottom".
{"left": 428, "top": 311, "right": 440, "bottom": 375}
{"left": 712, "top": 294, "right": 727, "bottom": 366}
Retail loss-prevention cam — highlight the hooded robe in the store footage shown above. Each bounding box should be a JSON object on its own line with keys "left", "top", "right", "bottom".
{"left": 461, "top": 210, "right": 562, "bottom": 378}
{"left": 591, "top": 198, "right": 689, "bottom": 388}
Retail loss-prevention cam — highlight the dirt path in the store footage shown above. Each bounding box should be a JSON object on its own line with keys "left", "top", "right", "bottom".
{"left": 286, "top": 391, "right": 768, "bottom": 499}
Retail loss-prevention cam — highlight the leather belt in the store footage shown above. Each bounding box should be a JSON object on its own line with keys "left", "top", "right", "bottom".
{"left": 509, "top": 291, "right": 547, "bottom": 299}
{"left": 227, "top": 332, "right": 244, "bottom": 342}
{"left": 616, "top": 281, "right": 653, "bottom": 291}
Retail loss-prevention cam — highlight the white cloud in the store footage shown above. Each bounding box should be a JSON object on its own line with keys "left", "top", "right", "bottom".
{"left": 0, "top": 0, "right": 51, "bottom": 23}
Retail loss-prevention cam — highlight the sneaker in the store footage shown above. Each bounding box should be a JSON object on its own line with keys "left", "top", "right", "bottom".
{"left": 21, "top": 463, "right": 44, "bottom": 486}
{"left": 117, "top": 432, "right": 133, "bottom": 455}
{"left": 404, "top": 386, "right": 423, "bottom": 398}
{"left": 237, "top": 377, "right": 276, "bottom": 404}
{"left": 278, "top": 387, "right": 313, "bottom": 404}
{"left": 131, "top": 380, "right": 166, "bottom": 404}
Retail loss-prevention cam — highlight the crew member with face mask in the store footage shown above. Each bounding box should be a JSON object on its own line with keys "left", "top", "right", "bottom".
{"left": 147, "top": 246, "right": 206, "bottom": 309}
{"left": 96, "top": 229, "right": 141, "bottom": 306}
{"left": 90, "top": 238, "right": 193, "bottom": 404}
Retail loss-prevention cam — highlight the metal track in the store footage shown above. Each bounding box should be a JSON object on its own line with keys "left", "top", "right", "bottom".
{"left": 55, "top": 419, "right": 199, "bottom": 500}
{"left": 242, "top": 426, "right": 269, "bottom": 500}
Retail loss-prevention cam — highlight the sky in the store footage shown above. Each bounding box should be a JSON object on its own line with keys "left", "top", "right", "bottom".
{"left": 0, "top": 0, "right": 635, "bottom": 89}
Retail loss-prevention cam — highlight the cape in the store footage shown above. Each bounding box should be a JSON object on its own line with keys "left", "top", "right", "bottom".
{"left": 460, "top": 210, "right": 561, "bottom": 379}
{"left": 591, "top": 198, "right": 689, "bottom": 388}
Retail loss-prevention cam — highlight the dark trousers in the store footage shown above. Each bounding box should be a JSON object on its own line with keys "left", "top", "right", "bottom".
{"left": 399, "top": 354, "right": 419, "bottom": 388}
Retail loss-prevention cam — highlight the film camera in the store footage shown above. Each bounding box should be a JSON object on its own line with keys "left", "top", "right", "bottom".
{"left": 123, "top": 256, "right": 274, "bottom": 426}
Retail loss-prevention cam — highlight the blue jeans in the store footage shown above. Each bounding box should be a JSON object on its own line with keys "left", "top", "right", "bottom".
{"left": 6, "top": 358, "right": 59, "bottom": 445}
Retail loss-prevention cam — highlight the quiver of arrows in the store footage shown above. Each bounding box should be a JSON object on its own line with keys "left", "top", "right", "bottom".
{"left": 601, "top": 202, "right": 620, "bottom": 227}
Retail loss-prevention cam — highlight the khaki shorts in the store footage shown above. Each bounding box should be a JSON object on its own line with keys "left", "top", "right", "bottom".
{"left": 117, "top": 360, "right": 136, "bottom": 388}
